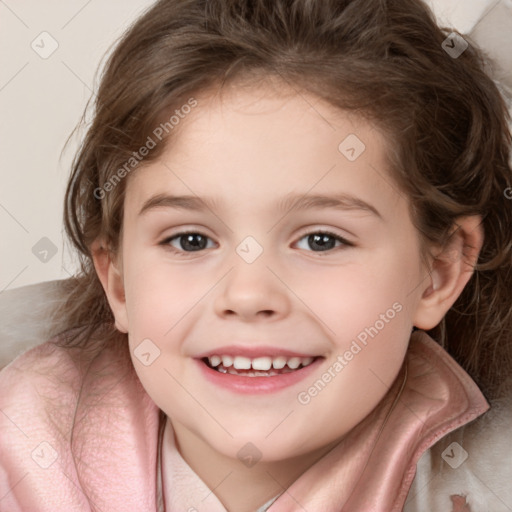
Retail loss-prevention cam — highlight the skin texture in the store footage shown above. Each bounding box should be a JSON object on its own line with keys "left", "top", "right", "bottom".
{"left": 93, "top": 79, "right": 483, "bottom": 511}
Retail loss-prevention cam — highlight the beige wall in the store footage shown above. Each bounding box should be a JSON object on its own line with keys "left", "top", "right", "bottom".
{"left": 1, "top": 0, "right": 510, "bottom": 291}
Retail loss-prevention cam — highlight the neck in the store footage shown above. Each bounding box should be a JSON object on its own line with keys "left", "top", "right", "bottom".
{"left": 169, "top": 418, "right": 346, "bottom": 512}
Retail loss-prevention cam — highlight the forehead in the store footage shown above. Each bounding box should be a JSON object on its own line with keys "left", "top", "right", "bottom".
{"left": 125, "top": 80, "right": 404, "bottom": 218}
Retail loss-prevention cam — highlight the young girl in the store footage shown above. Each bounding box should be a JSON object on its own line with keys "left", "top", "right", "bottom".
{"left": 1, "top": 0, "right": 511, "bottom": 511}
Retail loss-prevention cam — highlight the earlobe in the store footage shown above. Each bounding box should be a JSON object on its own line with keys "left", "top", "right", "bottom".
{"left": 91, "top": 239, "right": 129, "bottom": 333}
{"left": 413, "top": 216, "right": 484, "bottom": 330}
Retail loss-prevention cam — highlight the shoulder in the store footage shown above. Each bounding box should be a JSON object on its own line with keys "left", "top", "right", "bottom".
{"left": 0, "top": 325, "right": 97, "bottom": 398}
{"left": 0, "top": 335, "right": 82, "bottom": 411}
{"left": 0, "top": 335, "right": 89, "bottom": 511}
{"left": 0, "top": 328, "right": 132, "bottom": 432}
{"left": 405, "top": 379, "right": 512, "bottom": 512}
{"left": 0, "top": 331, "right": 154, "bottom": 511}
{"left": 0, "top": 330, "right": 99, "bottom": 454}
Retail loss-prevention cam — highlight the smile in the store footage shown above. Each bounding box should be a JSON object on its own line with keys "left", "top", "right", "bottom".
{"left": 203, "top": 354, "right": 317, "bottom": 376}
{"left": 196, "top": 355, "right": 325, "bottom": 394}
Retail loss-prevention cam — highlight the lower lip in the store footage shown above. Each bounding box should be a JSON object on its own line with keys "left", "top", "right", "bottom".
{"left": 194, "top": 357, "right": 324, "bottom": 394}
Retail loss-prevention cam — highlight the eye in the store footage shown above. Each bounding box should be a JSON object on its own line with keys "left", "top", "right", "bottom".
{"left": 294, "top": 230, "right": 353, "bottom": 253}
{"left": 159, "top": 229, "right": 353, "bottom": 256}
{"left": 160, "top": 231, "right": 216, "bottom": 255}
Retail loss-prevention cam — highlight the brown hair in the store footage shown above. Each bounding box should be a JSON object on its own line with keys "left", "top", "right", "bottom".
{"left": 54, "top": 0, "right": 512, "bottom": 402}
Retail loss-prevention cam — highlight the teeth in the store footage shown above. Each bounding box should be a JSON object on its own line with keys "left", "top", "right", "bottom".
{"left": 221, "top": 355, "right": 233, "bottom": 367}
{"left": 209, "top": 355, "right": 222, "bottom": 367}
{"left": 252, "top": 357, "right": 272, "bottom": 371}
{"left": 233, "top": 356, "right": 251, "bottom": 370}
{"left": 272, "top": 356, "right": 287, "bottom": 369}
{"left": 287, "top": 357, "right": 301, "bottom": 369}
{"left": 206, "top": 354, "right": 316, "bottom": 371}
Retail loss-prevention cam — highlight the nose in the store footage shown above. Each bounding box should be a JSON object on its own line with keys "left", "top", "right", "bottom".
{"left": 214, "top": 259, "right": 292, "bottom": 322}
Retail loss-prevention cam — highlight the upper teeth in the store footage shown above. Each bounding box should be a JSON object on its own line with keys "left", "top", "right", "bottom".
{"left": 207, "top": 355, "right": 315, "bottom": 370}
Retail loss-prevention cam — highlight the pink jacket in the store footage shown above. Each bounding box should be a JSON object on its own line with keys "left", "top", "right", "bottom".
{"left": 0, "top": 330, "right": 491, "bottom": 511}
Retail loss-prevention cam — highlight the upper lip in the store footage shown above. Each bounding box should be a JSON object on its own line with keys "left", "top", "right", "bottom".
{"left": 195, "top": 345, "right": 322, "bottom": 359}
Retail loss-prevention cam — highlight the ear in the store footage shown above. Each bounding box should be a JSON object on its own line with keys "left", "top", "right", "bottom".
{"left": 413, "top": 215, "right": 484, "bottom": 330}
{"left": 91, "top": 238, "right": 129, "bottom": 333}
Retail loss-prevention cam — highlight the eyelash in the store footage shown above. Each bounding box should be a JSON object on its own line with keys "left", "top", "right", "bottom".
{"left": 159, "top": 229, "right": 354, "bottom": 257}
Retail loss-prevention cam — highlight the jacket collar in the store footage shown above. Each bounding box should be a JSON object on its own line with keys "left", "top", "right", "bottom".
{"left": 159, "top": 330, "right": 490, "bottom": 511}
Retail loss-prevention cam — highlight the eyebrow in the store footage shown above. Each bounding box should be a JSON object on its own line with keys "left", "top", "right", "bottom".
{"left": 138, "top": 192, "right": 382, "bottom": 219}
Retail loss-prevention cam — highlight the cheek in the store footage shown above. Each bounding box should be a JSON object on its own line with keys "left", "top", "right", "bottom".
{"left": 122, "top": 248, "right": 208, "bottom": 336}
{"left": 305, "top": 249, "right": 417, "bottom": 403}
{"left": 294, "top": 263, "right": 415, "bottom": 445}
{"left": 295, "top": 330, "right": 409, "bottom": 454}
{"left": 307, "top": 247, "right": 419, "bottom": 336}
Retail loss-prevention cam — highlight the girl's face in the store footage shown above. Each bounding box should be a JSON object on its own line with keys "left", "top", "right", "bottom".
{"left": 115, "top": 81, "right": 431, "bottom": 463}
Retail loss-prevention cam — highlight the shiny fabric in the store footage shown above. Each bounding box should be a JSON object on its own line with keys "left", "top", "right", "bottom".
{"left": 0, "top": 330, "right": 489, "bottom": 511}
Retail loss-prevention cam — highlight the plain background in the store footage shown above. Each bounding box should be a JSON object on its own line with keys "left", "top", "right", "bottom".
{"left": 1, "top": 0, "right": 511, "bottom": 291}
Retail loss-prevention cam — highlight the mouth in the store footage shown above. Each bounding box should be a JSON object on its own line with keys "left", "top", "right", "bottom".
{"left": 201, "top": 354, "right": 322, "bottom": 377}
{"left": 195, "top": 352, "right": 325, "bottom": 394}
